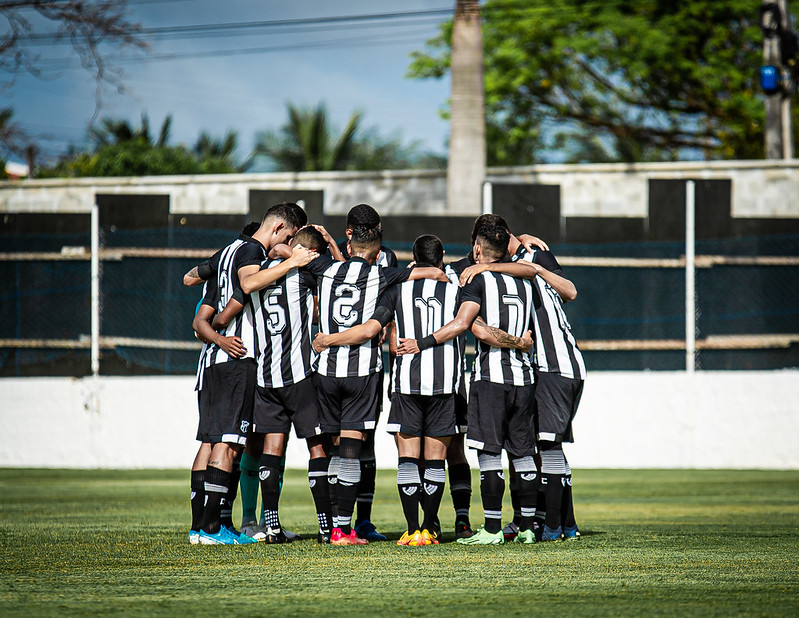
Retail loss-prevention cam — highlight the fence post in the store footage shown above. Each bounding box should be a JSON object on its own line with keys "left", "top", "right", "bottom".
{"left": 91, "top": 203, "right": 100, "bottom": 378}
{"left": 482, "top": 180, "right": 493, "bottom": 214}
{"left": 685, "top": 180, "right": 696, "bottom": 373}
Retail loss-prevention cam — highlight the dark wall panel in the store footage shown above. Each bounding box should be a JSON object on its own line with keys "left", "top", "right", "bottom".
{"left": 648, "top": 179, "right": 732, "bottom": 241}
{"left": 566, "top": 217, "right": 647, "bottom": 244}
{"left": 491, "top": 183, "right": 561, "bottom": 243}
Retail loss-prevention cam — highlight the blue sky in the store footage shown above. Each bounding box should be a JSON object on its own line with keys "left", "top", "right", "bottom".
{"left": 5, "top": 0, "right": 454, "bottom": 166}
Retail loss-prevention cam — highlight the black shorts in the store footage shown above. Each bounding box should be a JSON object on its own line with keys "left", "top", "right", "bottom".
{"left": 534, "top": 371, "right": 584, "bottom": 443}
{"left": 253, "top": 375, "right": 322, "bottom": 439}
{"left": 315, "top": 372, "right": 381, "bottom": 433}
{"left": 387, "top": 392, "right": 457, "bottom": 438}
{"left": 454, "top": 392, "right": 468, "bottom": 434}
{"left": 196, "top": 359, "right": 255, "bottom": 445}
{"left": 465, "top": 380, "right": 535, "bottom": 457}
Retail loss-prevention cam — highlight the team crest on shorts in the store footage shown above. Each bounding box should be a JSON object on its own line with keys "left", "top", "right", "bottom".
{"left": 424, "top": 483, "right": 437, "bottom": 495}
{"left": 240, "top": 420, "right": 250, "bottom": 434}
{"left": 520, "top": 473, "right": 537, "bottom": 482}
{"left": 402, "top": 486, "right": 418, "bottom": 496}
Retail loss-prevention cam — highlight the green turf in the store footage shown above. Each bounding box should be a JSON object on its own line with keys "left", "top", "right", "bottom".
{"left": 2, "top": 469, "right": 798, "bottom": 616}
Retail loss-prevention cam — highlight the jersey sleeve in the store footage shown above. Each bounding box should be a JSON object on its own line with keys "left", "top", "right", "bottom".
{"left": 369, "top": 285, "right": 398, "bottom": 327}
{"left": 303, "top": 253, "right": 335, "bottom": 277}
{"left": 234, "top": 242, "right": 265, "bottom": 270}
{"left": 383, "top": 247, "right": 399, "bottom": 268}
{"left": 459, "top": 276, "right": 484, "bottom": 306}
{"left": 381, "top": 265, "right": 412, "bottom": 287}
{"left": 201, "top": 280, "right": 219, "bottom": 308}
{"left": 533, "top": 250, "right": 565, "bottom": 276}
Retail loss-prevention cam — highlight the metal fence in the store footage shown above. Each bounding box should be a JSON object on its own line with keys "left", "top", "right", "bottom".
{"left": 2, "top": 185, "right": 798, "bottom": 376}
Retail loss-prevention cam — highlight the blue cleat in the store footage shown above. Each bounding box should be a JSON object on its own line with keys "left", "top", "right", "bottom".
{"left": 198, "top": 527, "right": 242, "bottom": 545}
{"left": 563, "top": 525, "right": 581, "bottom": 540}
{"left": 225, "top": 525, "right": 257, "bottom": 544}
{"left": 540, "top": 524, "right": 563, "bottom": 542}
{"left": 354, "top": 519, "right": 387, "bottom": 541}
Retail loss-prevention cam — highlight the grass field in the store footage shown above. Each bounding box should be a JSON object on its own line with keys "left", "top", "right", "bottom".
{"left": 2, "top": 468, "right": 799, "bottom": 616}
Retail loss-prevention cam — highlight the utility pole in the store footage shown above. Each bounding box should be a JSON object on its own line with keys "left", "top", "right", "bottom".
{"left": 762, "top": 0, "right": 796, "bottom": 159}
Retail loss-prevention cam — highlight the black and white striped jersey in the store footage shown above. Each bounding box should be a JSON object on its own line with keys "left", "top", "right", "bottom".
{"left": 337, "top": 240, "right": 398, "bottom": 268}
{"left": 203, "top": 236, "right": 265, "bottom": 367}
{"left": 459, "top": 268, "right": 535, "bottom": 386}
{"left": 513, "top": 247, "right": 586, "bottom": 379}
{"left": 306, "top": 254, "right": 410, "bottom": 377}
{"left": 194, "top": 280, "right": 217, "bottom": 392}
{"left": 382, "top": 273, "right": 462, "bottom": 396}
{"left": 251, "top": 258, "right": 317, "bottom": 388}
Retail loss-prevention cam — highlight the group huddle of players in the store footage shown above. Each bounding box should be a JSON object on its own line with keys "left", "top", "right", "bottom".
{"left": 184, "top": 202, "right": 585, "bottom": 547}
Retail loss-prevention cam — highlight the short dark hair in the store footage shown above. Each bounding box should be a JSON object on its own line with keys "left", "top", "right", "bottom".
{"left": 241, "top": 221, "right": 260, "bottom": 237}
{"left": 292, "top": 226, "right": 326, "bottom": 252}
{"left": 470, "top": 213, "right": 509, "bottom": 244}
{"left": 346, "top": 204, "right": 381, "bottom": 229}
{"left": 475, "top": 224, "right": 510, "bottom": 260}
{"left": 263, "top": 202, "right": 304, "bottom": 229}
{"left": 350, "top": 224, "right": 382, "bottom": 252}
{"left": 289, "top": 203, "right": 308, "bottom": 227}
{"left": 412, "top": 234, "right": 444, "bottom": 267}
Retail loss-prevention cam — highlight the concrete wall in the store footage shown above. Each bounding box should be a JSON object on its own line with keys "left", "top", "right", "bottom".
{"left": 2, "top": 370, "right": 797, "bottom": 470}
{"left": 1, "top": 159, "right": 797, "bottom": 218}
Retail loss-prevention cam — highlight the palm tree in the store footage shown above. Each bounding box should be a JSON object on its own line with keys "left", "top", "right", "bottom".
{"left": 90, "top": 113, "right": 172, "bottom": 147}
{"left": 193, "top": 131, "right": 237, "bottom": 160}
{"left": 252, "top": 103, "right": 361, "bottom": 172}
{"left": 448, "top": 0, "right": 485, "bottom": 214}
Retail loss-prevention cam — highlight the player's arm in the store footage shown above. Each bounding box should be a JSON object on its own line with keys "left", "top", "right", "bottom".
{"left": 460, "top": 260, "right": 577, "bottom": 302}
{"left": 211, "top": 295, "right": 244, "bottom": 331}
{"left": 396, "top": 301, "right": 480, "bottom": 356}
{"left": 471, "top": 316, "right": 533, "bottom": 352}
{"left": 407, "top": 266, "right": 450, "bottom": 283}
{"left": 313, "top": 225, "right": 346, "bottom": 261}
{"left": 510, "top": 233, "right": 549, "bottom": 254}
{"left": 239, "top": 245, "right": 318, "bottom": 294}
{"left": 183, "top": 259, "right": 215, "bottom": 287}
{"left": 193, "top": 304, "right": 247, "bottom": 358}
{"left": 312, "top": 305, "right": 393, "bottom": 352}
{"left": 268, "top": 244, "right": 292, "bottom": 259}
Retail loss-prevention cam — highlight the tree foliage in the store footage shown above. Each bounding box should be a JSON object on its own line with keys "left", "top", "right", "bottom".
{"left": 39, "top": 114, "right": 242, "bottom": 177}
{"left": 251, "top": 103, "right": 445, "bottom": 172}
{"left": 408, "top": 0, "right": 788, "bottom": 163}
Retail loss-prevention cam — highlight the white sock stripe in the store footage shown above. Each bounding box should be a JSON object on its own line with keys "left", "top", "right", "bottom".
{"left": 478, "top": 452, "right": 503, "bottom": 471}
{"left": 511, "top": 456, "right": 537, "bottom": 473}
{"left": 397, "top": 463, "right": 421, "bottom": 485}
{"left": 204, "top": 482, "right": 227, "bottom": 494}
{"left": 308, "top": 471, "right": 328, "bottom": 478}
{"left": 484, "top": 510, "right": 503, "bottom": 519}
{"left": 521, "top": 507, "right": 536, "bottom": 517}
{"left": 450, "top": 482, "right": 471, "bottom": 492}
{"left": 338, "top": 458, "right": 361, "bottom": 484}
{"left": 423, "top": 468, "right": 447, "bottom": 484}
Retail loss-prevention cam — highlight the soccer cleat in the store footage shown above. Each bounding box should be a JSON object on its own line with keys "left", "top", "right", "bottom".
{"left": 455, "top": 521, "right": 474, "bottom": 539}
{"left": 241, "top": 521, "right": 266, "bottom": 542}
{"left": 563, "top": 525, "right": 581, "bottom": 540}
{"left": 540, "top": 524, "right": 563, "bottom": 542}
{"left": 330, "top": 527, "right": 368, "bottom": 546}
{"left": 354, "top": 519, "right": 387, "bottom": 542}
{"left": 263, "top": 526, "right": 288, "bottom": 544}
{"left": 225, "top": 525, "right": 257, "bottom": 544}
{"left": 502, "top": 521, "right": 519, "bottom": 541}
{"left": 189, "top": 530, "right": 200, "bottom": 545}
{"left": 456, "top": 527, "right": 504, "bottom": 545}
{"left": 198, "top": 527, "right": 241, "bottom": 545}
{"left": 317, "top": 531, "right": 331, "bottom": 544}
{"left": 514, "top": 529, "right": 536, "bottom": 544}
{"left": 397, "top": 531, "right": 413, "bottom": 546}
{"left": 420, "top": 529, "right": 439, "bottom": 546}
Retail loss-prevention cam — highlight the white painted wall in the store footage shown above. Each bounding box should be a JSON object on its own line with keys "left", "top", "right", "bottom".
{"left": 1, "top": 371, "right": 797, "bottom": 470}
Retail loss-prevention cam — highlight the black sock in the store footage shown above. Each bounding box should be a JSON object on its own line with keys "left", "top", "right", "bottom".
{"left": 421, "top": 460, "right": 446, "bottom": 532}
{"left": 397, "top": 457, "right": 421, "bottom": 533}
{"left": 355, "top": 431, "right": 376, "bottom": 525}
{"left": 448, "top": 462, "right": 472, "bottom": 527}
{"left": 478, "top": 452, "right": 504, "bottom": 534}
{"left": 511, "top": 456, "right": 539, "bottom": 532}
{"left": 259, "top": 453, "right": 283, "bottom": 530}
{"left": 190, "top": 470, "right": 205, "bottom": 532}
{"left": 336, "top": 437, "right": 362, "bottom": 534}
{"left": 508, "top": 470, "right": 521, "bottom": 526}
{"left": 309, "top": 457, "right": 332, "bottom": 534}
{"left": 200, "top": 465, "right": 230, "bottom": 534}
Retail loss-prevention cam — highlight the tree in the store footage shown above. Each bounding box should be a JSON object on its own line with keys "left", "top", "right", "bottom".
{"left": 408, "top": 0, "right": 788, "bottom": 162}
{"left": 448, "top": 0, "right": 486, "bottom": 214}
{"left": 39, "top": 114, "right": 241, "bottom": 177}
{"left": 0, "top": 0, "right": 145, "bottom": 100}
{"left": 251, "top": 102, "right": 444, "bottom": 172}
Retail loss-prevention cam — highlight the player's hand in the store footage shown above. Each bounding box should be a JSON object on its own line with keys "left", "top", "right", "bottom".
{"left": 459, "top": 263, "right": 489, "bottom": 286}
{"left": 288, "top": 244, "right": 318, "bottom": 267}
{"left": 313, "top": 225, "right": 332, "bottom": 243}
{"left": 396, "top": 338, "right": 420, "bottom": 356}
{"left": 520, "top": 329, "right": 533, "bottom": 353}
{"left": 313, "top": 332, "right": 329, "bottom": 353}
{"left": 379, "top": 324, "right": 392, "bottom": 345}
{"left": 218, "top": 335, "right": 246, "bottom": 358}
{"left": 518, "top": 234, "right": 549, "bottom": 252}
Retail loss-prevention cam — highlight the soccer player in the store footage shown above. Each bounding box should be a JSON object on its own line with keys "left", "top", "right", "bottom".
{"left": 397, "top": 224, "right": 540, "bottom": 545}
{"left": 305, "top": 225, "right": 448, "bottom": 546}
{"left": 335, "top": 203, "right": 397, "bottom": 540}
{"left": 235, "top": 226, "right": 333, "bottom": 543}
{"left": 193, "top": 203, "right": 304, "bottom": 544}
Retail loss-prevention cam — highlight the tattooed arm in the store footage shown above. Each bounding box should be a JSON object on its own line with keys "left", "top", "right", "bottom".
{"left": 470, "top": 316, "right": 533, "bottom": 352}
